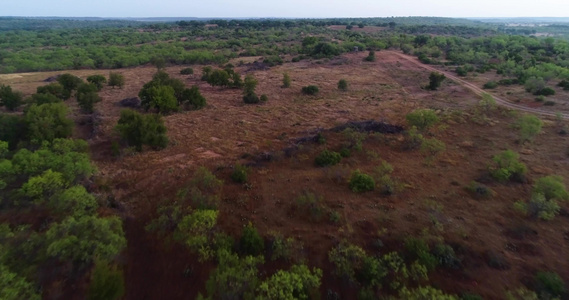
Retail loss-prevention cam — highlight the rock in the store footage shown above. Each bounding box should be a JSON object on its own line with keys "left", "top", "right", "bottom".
{"left": 119, "top": 97, "right": 141, "bottom": 108}
{"left": 43, "top": 75, "right": 60, "bottom": 82}
{"left": 460, "top": 141, "right": 474, "bottom": 148}
{"left": 531, "top": 165, "right": 553, "bottom": 175}
{"left": 519, "top": 149, "right": 534, "bottom": 155}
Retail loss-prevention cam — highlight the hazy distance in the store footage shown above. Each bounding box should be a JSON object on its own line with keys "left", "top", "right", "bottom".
{"left": 3, "top": 0, "right": 569, "bottom": 18}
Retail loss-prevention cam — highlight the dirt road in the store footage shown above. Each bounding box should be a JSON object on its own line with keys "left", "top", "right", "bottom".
{"left": 387, "top": 51, "right": 569, "bottom": 120}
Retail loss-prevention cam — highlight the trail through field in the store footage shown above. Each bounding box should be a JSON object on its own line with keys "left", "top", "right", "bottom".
{"left": 387, "top": 51, "right": 569, "bottom": 119}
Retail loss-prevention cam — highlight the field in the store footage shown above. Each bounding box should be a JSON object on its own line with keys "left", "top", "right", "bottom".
{"left": 3, "top": 48, "right": 569, "bottom": 299}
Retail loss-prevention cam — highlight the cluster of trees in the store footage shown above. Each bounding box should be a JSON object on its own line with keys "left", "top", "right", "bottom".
{"left": 139, "top": 71, "right": 206, "bottom": 113}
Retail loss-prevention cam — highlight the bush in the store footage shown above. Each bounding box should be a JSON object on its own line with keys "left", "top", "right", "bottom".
{"left": 231, "top": 164, "right": 249, "bottom": 184}
{"left": 86, "top": 75, "right": 107, "bottom": 91}
{"left": 525, "top": 77, "right": 546, "bottom": 94}
{"left": 534, "top": 175, "right": 569, "bottom": 201}
{"left": 76, "top": 83, "right": 102, "bottom": 113}
{"left": 141, "top": 85, "right": 179, "bottom": 113}
{"left": 364, "top": 50, "right": 376, "bottom": 62}
{"left": 57, "top": 74, "right": 83, "bottom": 99}
{"left": 432, "top": 243, "right": 461, "bottom": 269}
{"left": 558, "top": 80, "right": 569, "bottom": 90}
{"left": 260, "top": 94, "right": 268, "bottom": 102}
{"left": 535, "top": 271, "right": 567, "bottom": 299}
{"left": 404, "top": 237, "right": 437, "bottom": 271}
{"left": 534, "top": 87, "right": 556, "bottom": 96}
{"left": 87, "top": 262, "right": 125, "bottom": 300}
{"left": 28, "top": 93, "right": 61, "bottom": 105}
{"left": 338, "top": 79, "right": 348, "bottom": 91}
{"left": 427, "top": 72, "right": 445, "bottom": 90}
{"left": 302, "top": 85, "right": 319, "bottom": 95}
{"left": 37, "top": 83, "right": 65, "bottom": 99}
{"left": 483, "top": 81, "right": 498, "bottom": 89}
{"left": 0, "top": 85, "right": 23, "bottom": 111}
{"left": 349, "top": 170, "right": 375, "bottom": 192}
{"left": 515, "top": 193, "right": 560, "bottom": 221}
{"left": 240, "top": 223, "right": 264, "bottom": 256}
{"left": 108, "top": 72, "right": 125, "bottom": 88}
{"left": 406, "top": 109, "right": 439, "bottom": 131}
{"left": 176, "top": 209, "right": 218, "bottom": 261}
{"left": 257, "top": 265, "right": 322, "bottom": 299}
{"left": 282, "top": 73, "right": 291, "bottom": 88}
{"left": 207, "top": 69, "right": 231, "bottom": 87}
{"left": 490, "top": 150, "right": 527, "bottom": 183}
{"left": 180, "top": 67, "right": 194, "bottom": 75}
{"left": 516, "top": 115, "right": 543, "bottom": 143}
{"left": 243, "top": 93, "right": 260, "bottom": 104}
{"left": 544, "top": 100, "right": 556, "bottom": 106}
{"left": 315, "top": 150, "right": 342, "bottom": 167}
{"left": 421, "top": 138, "right": 446, "bottom": 156}
{"left": 263, "top": 55, "right": 283, "bottom": 67}
{"left": 535, "top": 95, "right": 545, "bottom": 102}
{"left": 399, "top": 286, "right": 458, "bottom": 300}
{"left": 116, "top": 109, "right": 168, "bottom": 151}
{"left": 25, "top": 103, "right": 73, "bottom": 143}
{"left": 466, "top": 181, "right": 493, "bottom": 199}
{"left": 243, "top": 74, "right": 260, "bottom": 104}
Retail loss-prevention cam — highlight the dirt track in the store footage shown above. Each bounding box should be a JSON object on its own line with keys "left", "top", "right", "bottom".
{"left": 388, "top": 51, "right": 569, "bottom": 120}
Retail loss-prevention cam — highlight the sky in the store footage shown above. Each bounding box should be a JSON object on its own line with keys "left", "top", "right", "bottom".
{"left": 3, "top": 0, "right": 569, "bottom": 18}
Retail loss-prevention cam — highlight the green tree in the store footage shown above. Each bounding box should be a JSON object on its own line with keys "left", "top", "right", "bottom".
{"left": 533, "top": 175, "right": 569, "bottom": 201}
{"left": 349, "top": 170, "right": 375, "bottom": 193}
{"left": 207, "top": 69, "right": 231, "bottom": 88}
{"left": 180, "top": 68, "right": 194, "bottom": 75}
{"left": 490, "top": 150, "right": 527, "bottom": 182}
{"left": 116, "top": 109, "right": 168, "bottom": 151}
{"left": 141, "top": 85, "right": 178, "bottom": 113}
{"left": 364, "top": 50, "right": 376, "bottom": 62}
{"left": 87, "top": 262, "right": 125, "bottom": 300}
{"left": 181, "top": 86, "right": 207, "bottom": 110}
{"left": 427, "top": 72, "right": 445, "bottom": 90}
{"left": 25, "top": 103, "right": 73, "bottom": 143}
{"left": 76, "top": 83, "right": 102, "bottom": 113}
{"left": 204, "top": 250, "right": 263, "bottom": 300}
{"left": 57, "top": 74, "right": 83, "bottom": 100}
{"left": 50, "top": 185, "right": 97, "bottom": 217}
{"left": 0, "top": 264, "right": 40, "bottom": 300}
{"left": 240, "top": 223, "right": 264, "bottom": 256}
{"left": 28, "top": 93, "right": 61, "bottom": 105}
{"left": 36, "top": 83, "right": 65, "bottom": 99}
{"left": 0, "top": 85, "right": 23, "bottom": 111}
{"left": 243, "top": 75, "right": 260, "bottom": 104}
{"left": 86, "top": 75, "right": 107, "bottom": 91}
{"left": 406, "top": 109, "right": 439, "bottom": 131}
{"left": 45, "top": 215, "right": 126, "bottom": 264}
{"left": 282, "top": 72, "right": 291, "bottom": 88}
{"left": 301, "top": 85, "right": 319, "bottom": 95}
{"left": 0, "top": 115, "right": 27, "bottom": 150}
{"left": 175, "top": 209, "right": 218, "bottom": 262}
{"left": 108, "top": 72, "right": 125, "bottom": 89}
{"left": 20, "top": 169, "right": 66, "bottom": 203}
{"left": 256, "top": 265, "right": 322, "bottom": 300}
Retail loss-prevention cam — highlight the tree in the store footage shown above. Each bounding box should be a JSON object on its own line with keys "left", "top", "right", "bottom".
{"left": 0, "top": 264, "right": 40, "bottom": 300}
{"left": 36, "top": 83, "right": 65, "bottom": 99}
{"left": 490, "top": 150, "right": 527, "bottom": 182}
{"left": 207, "top": 69, "right": 231, "bottom": 88}
{"left": 301, "top": 85, "right": 319, "bottom": 95}
{"left": 176, "top": 209, "right": 218, "bottom": 262}
{"left": 406, "top": 109, "right": 439, "bottom": 131}
{"left": 50, "top": 185, "right": 97, "bottom": 217}
{"left": 116, "top": 109, "right": 168, "bottom": 151}
{"left": 140, "top": 85, "right": 178, "bottom": 113}
{"left": 180, "top": 68, "right": 194, "bottom": 75}
{"left": 0, "top": 114, "right": 26, "bottom": 150}
{"left": 150, "top": 56, "right": 166, "bottom": 70}
{"left": 45, "top": 215, "right": 126, "bottom": 264}
{"left": 240, "top": 223, "right": 264, "bottom": 256}
{"left": 364, "top": 50, "right": 376, "bottom": 62}
{"left": 0, "top": 85, "right": 23, "bottom": 111}
{"left": 181, "top": 86, "right": 207, "bottom": 110}
{"left": 25, "top": 103, "right": 73, "bottom": 143}
{"left": 282, "top": 72, "right": 291, "bottom": 88}
{"left": 338, "top": 79, "right": 348, "bottom": 91}
{"left": 427, "top": 72, "right": 445, "bottom": 90}
{"left": 28, "top": 93, "right": 61, "bottom": 105}
{"left": 86, "top": 75, "right": 107, "bottom": 91}
{"left": 349, "top": 170, "right": 375, "bottom": 193}
{"left": 243, "top": 75, "right": 260, "bottom": 104}
{"left": 108, "top": 72, "right": 125, "bottom": 89}
{"left": 256, "top": 265, "right": 322, "bottom": 300}
{"left": 57, "top": 74, "right": 83, "bottom": 100}
{"left": 204, "top": 249, "right": 263, "bottom": 299}
{"left": 76, "top": 83, "right": 102, "bottom": 113}
{"left": 87, "top": 262, "right": 125, "bottom": 300}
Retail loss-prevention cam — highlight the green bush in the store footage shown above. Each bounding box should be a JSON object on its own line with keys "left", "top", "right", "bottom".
{"left": 534, "top": 87, "right": 556, "bottom": 96}
{"left": 257, "top": 265, "right": 322, "bottom": 299}
{"left": 243, "top": 93, "right": 260, "bottom": 104}
{"left": 141, "top": 85, "right": 179, "bottom": 113}
{"left": 338, "top": 79, "right": 348, "bottom": 91}
{"left": 433, "top": 243, "right": 461, "bottom": 269}
{"left": 240, "top": 223, "right": 264, "bottom": 256}
{"left": 315, "top": 150, "right": 342, "bottom": 167}
{"left": 282, "top": 73, "right": 291, "bottom": 88}
{"left": 427, "top": 72, "right": 445, "bottom": 90}
{"left": 490, "top": 150, "right": 527, "bottom": 183}
{"left": 534, "top": 175, "right": 569, "bottom": 201}
{"left": 87, "top": 262, "right": 125, "bottom": 300}
{"left": 243, "top": 75, "right": 260, "bottom": 104}
{"left": 57, "top": 74, "right": 83, "bottom": 99}
{"left": 0, "top": 264, "right": 40, "bottom": 300}
{"left": 399, "top": 286, "right": 458, "bottom": 300}
{"left": 558, "top": 80, "right": 569, "bottom": 90}
{"left": 0, "top": 85, "right": 23, "bottom": 111}
{"left": 86, "top": 75, "right": 107, "bottom": 91}
{"left": 404, "top": 237, "right": 437, "bottom": 271}
{"left": 25, "top": 102, "right": 73, "bottom": 143}
{"left": 76, "top": 83, "right": 102, "bottom": 113}
{"left": 483, "top": 81, "right": 498, "bottom": 89}
{"left": 37, "top": 83, "right": 65, "bottom": 99}
{"left": 181, "top": 86, "right": 207, "bottom": 110}
{"left": 260, "top": 94, "right": 268, "bottom": 102}
{"left": 116, "top": 109, "right": 168, "bottom": 151}
{"left": 406, "top": 109, "right": 440, "bottom": 131}
{"left": 108, "top": 72, "right": 125, "bottom": 88}
{"left": 364, "top": 50, "right": 376, "bottom": 62}
{"left": 302, "top": 85, "right": 319, "bottom": 95}
{"left": 231, "top": 164, "right": 249, "bottom": 184}
{"left": 180, "top": 67, "right": 194, "bottom": 75}
{"left": 28, "top": 93, "right": 61, "bottom": 105}
{"left": 516, "top": 115, "right": 543, "bottom": 143}
{"left": 535, "top": 271, "right": 567, "bottom": 299}
{"left": 349, "top": 170, "right": 375, "bottom": 193}
{"left": 176, "top": 209, "right": 219, "bottom": 261}
{"left": 515, "top": 193, "right": 560, "bottom": 221}
{"left": 466, "top": 181, "right": 493, "bottom": 199}
{"left": 263, "top": 55, "right": 283, "bottom": 67}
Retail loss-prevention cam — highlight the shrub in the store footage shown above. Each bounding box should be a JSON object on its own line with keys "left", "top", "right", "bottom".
{"left": 180, "top": 67, "right": 194, "bottom": 75}
{"left": 181, "top": 86, "right": 207, "bottom": 110}
{"left": 315, "top": 150, "right": 342, "bottom": 167}
{"left": 231, "top": 164, "right": 249, "bottom": 184}
{"left": 421, "top": 138, "right": 446, "bottom": 156}
{"left": 338, "top": 79, "right": 348, "bottom": 91}
{"left": 427, "top": 72, "right": 445, "bottom": 90}
{"left": 108, "top": 72, "right": 125, "bottom": 89}
{"left": 534, "top": 175, "right": 569, "bottom": 201}
{"left": 515, "top": 193, "right": 560, "bottom": 221}
{"left": 516, "top": 115, "right": 543, "bottom": 143}
{"left": 243, "top": 75, "right": 260, "bottom": 104}
{"left": 295, "top": 192, "right": 326, "bottom": 221}
{"left": 37, "top": 83, "right": 65, "bottom": 99}
{"left": 25, "top": 103, "right": 73, "bottom": 143}
{"left": 525, "top": 77, "right": 546, "bottom": 94}
{"left": 260, "top": 94, "right": 268, "bottom": 102}
{"left": 141, "top": 85, "right": 179, "bottom": 113}
{"left": 207, "top": 69, "right": 231, "bottom": 87}
{"left": 328, "top": 242, "right": 372, "bottom": 283}
{"left": 364, "top": 50, "right": 376, "bottom": 62}
{"left": 263, "top": 55, "right": 283, "bottom": 67}
{"left": 257, "top": 265, "right": 322, "bottom": 299}
{"left": 86, "top": 75, "right": 107, "bottom": 91}
{"left": 535, "top": 95, "right": 545, "bottom": 102}
{"left": 269, "top": 233, "right": 304, "bottom": 262}
{"left": 116, "top": 109, "right": 168, "bottom": 151}
{"left": 466, "top": 181, "right": 493, "bottom": 199}
{"left": 76, "top": 83, "right": 102, "bottom": 113}
{"left": 490, "top": 150, "right": 527, "bottom": 183}
{"left": 0, "top": 85, "right": 23, "bottom": 111}
{"left": 87, "top": 262, "right": 125, "bottom": 300}
{"left": 534, "top": 87, "right": 556, "bottom": 96}
{"left": 406, "top": 109, "right": 439, "bottom": 131}
{"left": 404, "top": 237, "right": 437, "bottom": 271}
{"left": 204, "top": 249, "right": 263, "bottom": 299}
{"left": 57, "top": 74, "right": 83, "bottom": 99}
{"left": 483, "top": 81, "right": 498, "bottom": 89}
{"left": 479, "top": 93, "right": 497, "bottom": 112}
{"left": 456, "top": 66, "right": 468, "bottom": 76}
{"left": 0, "top": 264, "right": 40, "bottom": 300}
{"left": 349, "top": 170, "right": 375, "bottom": 193}
{"left": 433, "top": 243, "right": 460, "bottom": 269}
{"left": 28, "top": 93, "right": 61, "bottom": 105}
{"left": 558, "top": 80, "right": 569, "bottom": 90}
{"left": 176, "top": 209, "right": 218, "bottom": 261}
{"left": 544, "top": 100, "right": 556, "bottom": 106}
{"left": 399, "top": 286, "right": 458, "bottom": 300}
{"left": 302, "top": 85, "right": 319, "bottom": 95}
{"left": 535, "top": 271, "right": 567, "bottom": 299}
{"left": 282, "top": 73, "right": 291, "bottom": 88}
{"left": 240, "top": 223, "right": 264, "bottom": 256}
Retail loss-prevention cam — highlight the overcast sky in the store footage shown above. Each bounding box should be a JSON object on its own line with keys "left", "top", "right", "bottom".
{"left": 3, "top": 0, "right": 569, "bottom": 18}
